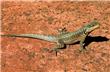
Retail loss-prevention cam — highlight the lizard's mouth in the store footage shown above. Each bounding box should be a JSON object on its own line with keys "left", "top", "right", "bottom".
{"left": 93, "top": 24, "right": 100, "bottom": 29}
{"left": 86, "top": 24, "right": 100, "bottom": 33}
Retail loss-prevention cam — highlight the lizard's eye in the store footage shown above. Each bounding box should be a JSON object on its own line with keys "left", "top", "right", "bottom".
{"left": 90, "top": 24, "right": 96, "bottom": 27}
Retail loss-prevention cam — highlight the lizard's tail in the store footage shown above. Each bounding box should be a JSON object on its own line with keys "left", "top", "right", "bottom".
{"left": 1, "top": 34, "right": 57, "bottom": 42}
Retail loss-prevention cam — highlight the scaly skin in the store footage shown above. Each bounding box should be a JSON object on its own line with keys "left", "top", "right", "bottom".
{"left": 1, "top": 20, "right": 100, "bottom": 54}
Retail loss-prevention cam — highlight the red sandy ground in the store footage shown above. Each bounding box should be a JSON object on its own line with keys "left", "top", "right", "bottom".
{"left": 1, "top": 1, "right": 110, "bottom": 72}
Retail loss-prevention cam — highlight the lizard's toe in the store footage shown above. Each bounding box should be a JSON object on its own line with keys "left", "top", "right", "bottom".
{"left": 49, "top": 48, "right": 59, "bottom": 52}
{"left": 79, "top": 48, "right": 87, "bottom": 53}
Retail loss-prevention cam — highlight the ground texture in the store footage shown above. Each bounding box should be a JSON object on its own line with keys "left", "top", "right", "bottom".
{"left": 1, "top": 1, "right": 110, "bottom": 72}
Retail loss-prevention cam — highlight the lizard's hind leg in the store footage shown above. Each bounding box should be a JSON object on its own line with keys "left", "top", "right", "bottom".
{"left": 50, "top": 40, "right": 65, "bottom": 56}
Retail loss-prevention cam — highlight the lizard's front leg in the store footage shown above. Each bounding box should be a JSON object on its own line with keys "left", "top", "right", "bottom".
{"left": 79, "top": 35, "right": 87, "bottom": 52}
{"left": 50, "top": 40, "right": 65, "bottom": 56}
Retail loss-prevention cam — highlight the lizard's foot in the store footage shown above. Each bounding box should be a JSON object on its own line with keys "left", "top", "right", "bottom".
{"left": 49, "top": 48, "right": 60, "bottom": 56}
{"left": 79, "top": 47, "right": 87, "bottom": 53}
{"left": 41, "top": 48, "right": 59, "bottom": 56}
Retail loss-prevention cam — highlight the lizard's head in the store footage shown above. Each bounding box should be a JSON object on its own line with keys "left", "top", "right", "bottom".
{"left": 84, "top": 20, "right": 100, "bottom": 33}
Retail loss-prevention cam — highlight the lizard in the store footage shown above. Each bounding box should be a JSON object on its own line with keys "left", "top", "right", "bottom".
{"left": 1, "top": 20, "right": 100, "bottom": 55}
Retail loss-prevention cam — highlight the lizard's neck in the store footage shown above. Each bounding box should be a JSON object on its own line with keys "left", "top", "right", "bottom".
{"left": 71, "top": 27, "right": 87, "bottom": 36}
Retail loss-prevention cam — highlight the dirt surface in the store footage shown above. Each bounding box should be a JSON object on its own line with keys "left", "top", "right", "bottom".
{"left": 1, "top": 1, "right": 110, "bottom": 72}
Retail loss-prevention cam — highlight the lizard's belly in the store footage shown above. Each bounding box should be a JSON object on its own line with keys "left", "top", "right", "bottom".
{"left": 63, "top": 38, "right": 79, "bottom": 44}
